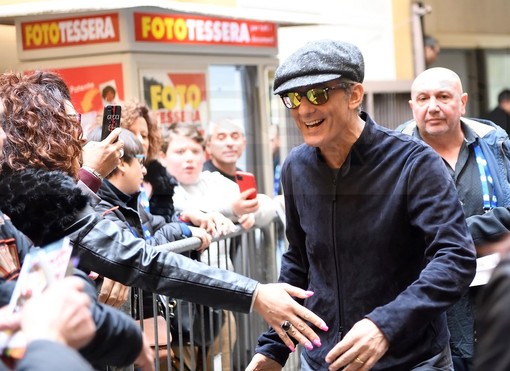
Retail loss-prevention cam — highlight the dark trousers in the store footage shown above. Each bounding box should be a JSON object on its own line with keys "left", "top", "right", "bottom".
{"left": 452, "top": 355, "right": 472, "bottom": 371}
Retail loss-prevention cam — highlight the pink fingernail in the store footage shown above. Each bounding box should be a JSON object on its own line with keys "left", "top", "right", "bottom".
{"left": 305, "top": 341, "right": 313, "bottom": 350}
{"left": 320, "top": 324, "right": 329, "bottom": 331}
{"left": 313, "top": 339, "right": 322, "bottom": 347}
{"left": 289, "top": 345, "right": 295, "bottom": 352}
{"left": 305, "top": 290, "right": 314, "bottom": 297}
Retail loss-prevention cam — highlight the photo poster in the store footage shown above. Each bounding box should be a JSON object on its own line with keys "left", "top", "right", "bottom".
{"left": 52, "top": 63, "right": 124, "bottom": 135}
{"left": 140, "top": 69, "right": 208, "bottom": 133}
{"left": 0, "top": 237, "right": 74, "bottom": 360}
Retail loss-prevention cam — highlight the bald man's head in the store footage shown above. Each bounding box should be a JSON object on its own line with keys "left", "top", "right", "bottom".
{"left": 411, "top": 68, "right": 464, "bottom": 100}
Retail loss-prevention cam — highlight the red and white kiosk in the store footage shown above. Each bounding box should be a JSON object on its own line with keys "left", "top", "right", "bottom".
{"left": 13, "top": 7, "right": 283, "bottom": 193}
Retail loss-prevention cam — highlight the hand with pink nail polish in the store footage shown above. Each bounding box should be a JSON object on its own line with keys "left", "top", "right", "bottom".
{"left": 253, "top": 283, "right": 328, "bottom": 353}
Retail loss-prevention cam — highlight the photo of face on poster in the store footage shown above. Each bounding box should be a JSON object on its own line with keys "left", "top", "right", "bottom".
{"left": 99, "top": 80, "right": 119, "bottom": 106}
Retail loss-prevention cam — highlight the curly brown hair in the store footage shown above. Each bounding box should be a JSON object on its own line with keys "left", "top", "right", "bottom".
{"left": 0, "top": 72, "right": 83, "bottom": 179}
{"left": 26, "top": 71, "right": 72, "bottom": 101}
{"left": 121, "top": 100, "right": 161, "bottom": 161}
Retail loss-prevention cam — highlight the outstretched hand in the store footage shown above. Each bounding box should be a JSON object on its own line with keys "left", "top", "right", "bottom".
{"left": 253, "top": 283, "right": 327, "bottom": 352}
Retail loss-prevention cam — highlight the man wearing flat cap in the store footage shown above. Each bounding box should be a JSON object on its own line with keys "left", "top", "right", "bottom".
{"left": 247, "top": 39, "right": 476, "bottom": 370}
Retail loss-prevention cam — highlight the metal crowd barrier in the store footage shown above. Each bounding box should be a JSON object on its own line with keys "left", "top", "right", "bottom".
{"left": 130, "top": 217, "right": 301, "bottom": 371}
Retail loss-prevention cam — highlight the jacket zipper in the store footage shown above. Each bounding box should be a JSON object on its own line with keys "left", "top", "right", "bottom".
{"left": 331, "top": 170, "right": 344, "bottom": 340}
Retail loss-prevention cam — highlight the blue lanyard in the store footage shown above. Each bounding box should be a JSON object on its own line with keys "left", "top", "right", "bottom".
{"left": 139, "top": 184, "right": 151, "bottom": 213}
{"left": 273, "top": 164, "right": 281, "bottom": 197}
{"left": 127, "top": 222, "right": 152, "bottom": 241}
{"left": 473, "top": 143, "right": 498, "bottom": 211}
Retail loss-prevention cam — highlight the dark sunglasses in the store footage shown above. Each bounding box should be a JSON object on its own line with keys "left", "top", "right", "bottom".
{"left": 280, "top": 84, "right": 352, "bottom": 109}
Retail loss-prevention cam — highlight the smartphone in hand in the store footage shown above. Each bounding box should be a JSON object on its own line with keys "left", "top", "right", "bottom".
{"left": 100, "top": 105, "right": 122, "bottom": 140}
{"left": 235, "top": 171, "right": 257, "bottom": 200}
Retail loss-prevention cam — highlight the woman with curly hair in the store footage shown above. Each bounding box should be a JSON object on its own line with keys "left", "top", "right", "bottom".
{"left": 0, "top": 71, "right": 124, "bottom": 195}
{"left": 121, "top": 99, "right": 160, "bottom": 162}
{"left": 0, "top": 72, "right": 83, "bottom": 178}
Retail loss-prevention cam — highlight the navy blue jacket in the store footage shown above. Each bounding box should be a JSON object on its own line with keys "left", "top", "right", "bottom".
{"left": 256, "top": 113, "right": 476, "bottom": 370}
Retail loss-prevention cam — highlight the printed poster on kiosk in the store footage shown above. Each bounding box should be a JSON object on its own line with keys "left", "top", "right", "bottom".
{"left": 140, "top": 69, "right": 208, "bottom": 130}
{"left": 49, "top": 63, "right": 124, "bottom": 134}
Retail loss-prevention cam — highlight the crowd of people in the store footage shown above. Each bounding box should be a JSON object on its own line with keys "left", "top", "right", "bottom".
{"left": 0, "top": 35, "right": 509, "bottom": 371}
{"left": 0, "top": 70, "right": 325, "bottom": 370}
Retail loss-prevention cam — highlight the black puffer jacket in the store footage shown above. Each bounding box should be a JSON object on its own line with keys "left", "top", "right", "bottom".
{"left": 0, "top": 168, "right": 257, "bottom": 313}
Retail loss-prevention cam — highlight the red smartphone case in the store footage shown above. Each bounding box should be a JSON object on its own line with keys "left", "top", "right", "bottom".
{"left": 235, "top": 171, "right": 257, "bottom": 200}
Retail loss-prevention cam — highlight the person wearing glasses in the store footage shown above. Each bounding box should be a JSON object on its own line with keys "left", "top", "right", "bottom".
{"left": 86, "top": 128, "right": 212, "bottom": 308}
{"left": 247, "top": 39, "right": 476, "bottom": 370}
{"left": 397, "top": 67, "right": 510, "bottom": 371}
{"left": 90, "top": 128, "right": 212, "bottom": 253}
{"left": 85, "top": 128, "right": 213, "bottom": 368}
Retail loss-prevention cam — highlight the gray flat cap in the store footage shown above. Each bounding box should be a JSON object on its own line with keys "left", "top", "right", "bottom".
{"left": 273, "top": 39, "right": 364, "bottom": 95}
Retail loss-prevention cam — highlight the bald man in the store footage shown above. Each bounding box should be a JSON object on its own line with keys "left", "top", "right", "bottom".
{"left": 397, "top": 67, "right": 510, "bottom": 371}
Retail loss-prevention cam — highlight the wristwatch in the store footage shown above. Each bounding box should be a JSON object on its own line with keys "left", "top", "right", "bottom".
{"left": 81, "top": 165, "right": 103, "bottom": 180}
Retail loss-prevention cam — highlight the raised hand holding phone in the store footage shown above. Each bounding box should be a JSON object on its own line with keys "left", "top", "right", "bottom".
{"left": 101, "top": 105, "right": 122, "bottom": 141}
{"left": 82, "top": 127, "right": 124, "bottom": 179}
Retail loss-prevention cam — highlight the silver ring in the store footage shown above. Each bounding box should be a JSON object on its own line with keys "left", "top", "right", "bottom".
{"left": 119, "top": 148, "right": 124, "bottom": 158}
{"left": 280, "top": 320, "right": 292, "bottom": 332}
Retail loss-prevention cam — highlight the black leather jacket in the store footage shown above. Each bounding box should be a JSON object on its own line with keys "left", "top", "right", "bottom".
{"left": 65, "top": 205, "right": 258, "bottom": 312}
{"left": 0, "top": 168, "right": 258, "bottom": 314}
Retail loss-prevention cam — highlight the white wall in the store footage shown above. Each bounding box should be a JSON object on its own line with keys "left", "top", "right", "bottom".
{"left": 0, "top": 25, "right": 19, "bottom": 72}
{"left": 275, "top": 0, "right": 398, "bottom": 81}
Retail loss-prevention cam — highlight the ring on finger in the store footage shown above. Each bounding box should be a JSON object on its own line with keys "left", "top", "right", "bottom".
{"left": 355, "top": 356, "right": 366, "bottom": 364}
{"left": 280, "top": 320, "right": 292, "bottom": 332}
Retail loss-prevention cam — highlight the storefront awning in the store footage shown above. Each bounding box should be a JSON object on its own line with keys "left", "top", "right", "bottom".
{"left": 0, "top": 0, "right": 323, "bottom": 26}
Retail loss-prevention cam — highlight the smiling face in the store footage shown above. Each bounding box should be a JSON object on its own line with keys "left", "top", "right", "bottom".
{"left": 409, "top": 68, "right": 468, "bottom": 140}
{"left": 206, "top": 121, "right": 246, "bottom": 171}
{"left": 287, "top": 80, "right": 364, "bottom": 152}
